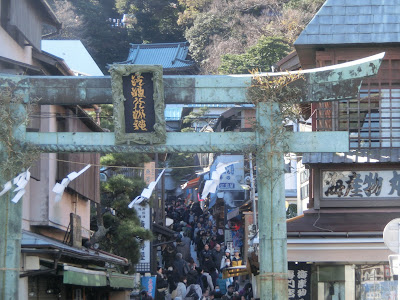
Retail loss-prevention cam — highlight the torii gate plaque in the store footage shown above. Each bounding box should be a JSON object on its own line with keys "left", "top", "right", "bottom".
{"left": 0, "top": 53, "right": 384, "bottom": 300}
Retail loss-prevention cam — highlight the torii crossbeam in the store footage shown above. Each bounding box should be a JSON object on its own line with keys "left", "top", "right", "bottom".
{"left": 0, "top": 53, "right": 384, "bottom": 300}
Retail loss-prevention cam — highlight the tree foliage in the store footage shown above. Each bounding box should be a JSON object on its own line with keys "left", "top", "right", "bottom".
{"left": 98, "top": 173, "right": 152, "bottom": 271}
{"left": 114, "top": 0, "right": 185, "bottom": 43}
{"left": 89, "top": 153, "right": 152, "bottom": 272}
{"left": 47, "top": 0, "right": 138, "bottom": 73}
{"left": 219, "top": 36, "right": 291, "bottom": 74}
{"left": 101, "top": 153, "right": 150, "bottom": 168}
{"left": 181, "top": 0, "right": 324, "bottom": 73}
{"left": 182, "top": 107, "right": 210, "bottom": 131}
{"left": 167, "top": 153, "right": 197, "bottom": 183}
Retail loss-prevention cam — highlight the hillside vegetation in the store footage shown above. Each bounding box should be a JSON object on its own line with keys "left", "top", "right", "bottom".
{"left": 47, "top": 0, "right": 324, "bottom": 74}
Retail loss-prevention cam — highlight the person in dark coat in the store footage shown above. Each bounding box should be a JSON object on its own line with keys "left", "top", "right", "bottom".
{"left": 202, "top": 252, "right": 216, "bottom": 274}
{"left": 211, "top": 243, "right": 224, "bottom": 272}
{"left": 163, "top": 244, "right": 177, "bottom": 269}
{"left": 155, "top": 266, "right": 168, "bottom": 300}
{"left": 173, "top": 253, "right": 189, "bottom": 278}
{"left": 176, "top": 235, "right": 191, "bottom": 262}
{"left": 200, "top": 244, "right": 212, "bottom": 267}
{"left": 196, "top": 233, "right": 209, "bottom": 260}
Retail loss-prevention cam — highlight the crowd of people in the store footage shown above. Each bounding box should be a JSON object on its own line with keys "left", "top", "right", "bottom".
{"left": 142, "top": 198, "right": 253, "bottom": 300}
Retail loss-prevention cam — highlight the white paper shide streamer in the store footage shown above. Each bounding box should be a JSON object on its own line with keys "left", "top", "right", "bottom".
{"left": 0, "top": 169, "right": 31, "bottom": 203}
{"left": 52, "top": 165, "right": 91, "bottom": 202}
{"left": 128, "top": 169, "right": 165, "bottom": 208}
{"left": 201, "top": 161, "right": 238, "bottom": 200}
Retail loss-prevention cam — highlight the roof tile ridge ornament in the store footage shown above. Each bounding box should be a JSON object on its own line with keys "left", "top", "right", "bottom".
{"left": 174, "top": 58, "right": 195, "bottom": 64}
{"left": 172, "top": 43, "right": 181, "bottom": 65}
{"left": 131, "top": 45, "right": 140, "bottom": 64}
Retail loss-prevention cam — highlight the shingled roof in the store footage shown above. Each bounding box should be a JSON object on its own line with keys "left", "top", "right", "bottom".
{"left": 295, "top": 0, "right": 400, "bottom": 46}
{"left": 116, "top": 42, "right": 195, "bottom": 71}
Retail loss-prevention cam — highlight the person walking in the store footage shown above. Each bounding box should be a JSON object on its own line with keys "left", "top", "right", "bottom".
{"left": 173, "top": 253, "right": 190, "bottom": 278}
{"left": 155, "top": 266, "right": 168, "bottom": 300}
{"left": 176, "top": 235, "right": 191, "bottom": 262}
{"left": 173, "top": 276, "right": 187, "bottom": 300}
{"left": 231, "top": 249, "right": 242, "bottom": 291}
{"left": 211, "top": 244, "right": 224, "bottom": 272}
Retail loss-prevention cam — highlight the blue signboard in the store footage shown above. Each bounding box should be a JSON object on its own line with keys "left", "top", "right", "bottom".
{"left": 141, "top": 276, "right": 157, "bottom": 299}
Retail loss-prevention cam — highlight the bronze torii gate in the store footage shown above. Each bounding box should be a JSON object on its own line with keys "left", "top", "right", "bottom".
{"left": 0, "top": 53, "right": 384, "bottom": 300}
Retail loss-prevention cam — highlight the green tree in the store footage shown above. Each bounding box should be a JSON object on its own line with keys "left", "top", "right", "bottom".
{"left": 114, "top": 0, "right": 185, "bottom": 43}
{"left": 167, "top": 153, "right": 197, "bottom": 183}
{"left": 90, "top": 104, "right": 152, "bottom": 272}
{"left": 96, "top": 173, "right": 152, "bottom": 271}
{"left": 177, "top": 0, "right": 212, "bottom": 27}
{"left": 185, "top": 12, "right": 230, "bottom": 64}
{"left": 47, "top": 0, "right": 140, "bottom": 72}
{"left": 219, "top": 36, "right": 291, "bottom": 74}
{"left": 92, "top": 150, "right": 153, "bottom": 272}
{"left": 181, "top": 107, "right": 210, "bottom": 132}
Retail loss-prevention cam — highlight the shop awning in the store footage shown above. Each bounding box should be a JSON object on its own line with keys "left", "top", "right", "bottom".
{"left": 21, "top": 230, "right": 129, "bottom": 267}
{"left": 63, "top": 265, "right": 107, "bottom": 287}
{"left": 181, "top": 177, "right": 200, "bottom": 190}
{"left": 109, "top": 273, "right": 135, "bottom": 289}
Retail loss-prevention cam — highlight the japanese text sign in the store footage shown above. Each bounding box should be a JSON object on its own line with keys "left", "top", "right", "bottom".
{"left": 288, "top": 262, "right": 311, "bottom": 300}
{"left": 109, "top": 64, "right": 166, "bottom": 145}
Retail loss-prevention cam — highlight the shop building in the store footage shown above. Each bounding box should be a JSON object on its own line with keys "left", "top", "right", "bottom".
{"left": 286, "top": 0, "right": 400, "bottom": 298}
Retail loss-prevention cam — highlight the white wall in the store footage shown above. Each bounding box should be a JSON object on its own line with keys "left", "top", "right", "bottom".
{"left": 0, "top": 26, "right": 32, "bottom": 65}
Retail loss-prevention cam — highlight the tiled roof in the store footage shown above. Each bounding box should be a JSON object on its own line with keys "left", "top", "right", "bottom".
{"left": 165, "top": 104, "right": 183, "bottom": 121}
{"left": 21, "top": 230, "right": 129, "bottom": 266}
{"left": 295, "top": 0, "right": 400, "bottom": 46}
{"left": 117, "top": 42, "right": 195, "bottom": 71}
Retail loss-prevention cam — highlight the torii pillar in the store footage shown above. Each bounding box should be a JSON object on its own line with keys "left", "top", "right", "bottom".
{"left": 0, "top": 53, "right": 384, "bottom": 300}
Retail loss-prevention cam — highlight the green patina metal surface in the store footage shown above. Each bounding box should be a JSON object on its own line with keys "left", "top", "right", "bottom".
{"left": 23, "top": 131, "right": 348, "bottom": 153}
{"left": 256, "top": 102, "right": 288, "bottom": 299}
{"left": 0, "top": 53, "right": 384, "bottom": 106}
{"left": 0, "top": 53, "right": 384, "bottom": 300}
{"left": 0, "top": 103, "right": 26, "bottom": 300}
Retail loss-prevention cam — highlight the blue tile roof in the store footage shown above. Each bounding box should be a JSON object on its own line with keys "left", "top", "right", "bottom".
{"left": 117, "top": 42, "right": 195, "bottom": 71}
{"left": 164, "top": 105, "right": 183, "bottom": 121}
{"left": 295, "top": 0, "right": 400, "bottom": 46}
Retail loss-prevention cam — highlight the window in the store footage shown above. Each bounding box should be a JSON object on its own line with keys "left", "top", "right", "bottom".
{"left": 314, "top": 53, "right": 400, "bottom": 149}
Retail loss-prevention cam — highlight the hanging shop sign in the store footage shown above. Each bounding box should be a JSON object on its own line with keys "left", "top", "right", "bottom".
{"left": 288, "top": 262, "right": 311, "bottom": 300}
{"left": 134, "top": 204, "right": 151, "bottom": 272}
{"left": 133, "top": 162, "right": 155, "bottom": 273}
{"left": 322, "top": 170, "right": 400, "bottom": 199}
{"left": 109, "top": 64, "right": 166, "bottom": 145}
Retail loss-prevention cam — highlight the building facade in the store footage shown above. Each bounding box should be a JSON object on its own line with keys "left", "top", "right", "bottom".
{"left": 287, "top": 0, "right": 400, "bottom": 299}
{"left": 0, "top": 1, "right": 134, "bottom": 299}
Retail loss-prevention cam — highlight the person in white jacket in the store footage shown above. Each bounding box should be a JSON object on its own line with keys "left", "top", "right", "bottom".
{"left": 220, "top": 249, "right": 231, "bottom": 270}
{"left": 174, "top": 276, "right": 187, "bottom": 300}
{"left": 185, "top": 281, "right": 202, "bottom": 300}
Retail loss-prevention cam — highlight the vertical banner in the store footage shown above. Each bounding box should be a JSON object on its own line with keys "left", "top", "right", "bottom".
{"left": 134, "top": 162, "right": 155, "bottom": 272}
{"left": 141, "top": 276, "right": 157, "bottom": 299}
{"left": 288, "top": 262, "right": 311, "bottom": 300}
